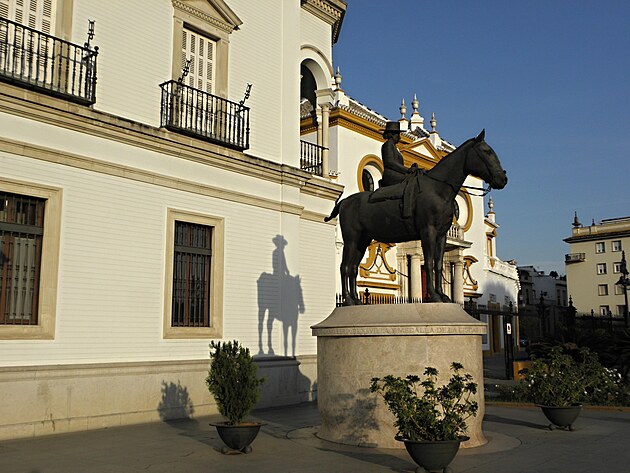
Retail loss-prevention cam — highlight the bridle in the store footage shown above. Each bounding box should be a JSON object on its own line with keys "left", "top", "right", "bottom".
{"left": 423, "top": 141, "right": 494, "bottom": 197}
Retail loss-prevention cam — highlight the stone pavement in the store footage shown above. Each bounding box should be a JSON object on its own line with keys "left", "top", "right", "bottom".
{"left": 2, "top": 354, "right": 629, "bottom": 473}
{"left": 2, "top": 401, "right": 630, "bottom": 473}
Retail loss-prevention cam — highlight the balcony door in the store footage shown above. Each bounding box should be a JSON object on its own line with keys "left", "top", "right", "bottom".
{"left": 0, "top": 0, "right": 56, "bottom": 85}
{"left": 182, "top": 26, "right": 215, "bottom": 94}
{"left": 180, "top": 26, "right": 218, "bottom": 136}
{"left": 0, "top": 0, "right": 55, "bottom": 32}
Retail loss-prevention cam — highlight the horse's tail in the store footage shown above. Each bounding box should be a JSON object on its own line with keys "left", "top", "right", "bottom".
{"left": 324, "top": 195, "right": 343, "bottom": 222}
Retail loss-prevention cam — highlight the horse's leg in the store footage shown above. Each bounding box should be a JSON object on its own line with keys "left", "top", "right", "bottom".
{"left": 349, "top": 237, "right": 372, "bottom": 304}
{"left": 421, "top": 228, "right": 441, "bottom": 302}
{"left": 257, "top": 307, "right": 265, "bottom": 354}
{"left": 434, "top": 233, "right": 452, "bottom": 302}
{"left": 267, "top": 311, "right": 275, "bottom": 355}
{"left": 282, "top": 322, "right": 288, "bottom": 357}
{"left": 340, "top": 243, "right": 353, "bottom": 305}
{"left": 340, "top": 237, "right": 368, "bottom": 305}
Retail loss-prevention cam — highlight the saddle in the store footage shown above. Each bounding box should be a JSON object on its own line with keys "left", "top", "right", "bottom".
{"left": 368, "top": 168, "right": 422, "bottom": 219}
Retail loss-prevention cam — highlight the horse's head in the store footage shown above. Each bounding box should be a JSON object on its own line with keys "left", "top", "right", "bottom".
{"left": 468, "top": 130, "right": 508, "bottom": 190}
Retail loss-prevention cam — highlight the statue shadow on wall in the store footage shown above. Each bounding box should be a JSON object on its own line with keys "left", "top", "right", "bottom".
{"left": 257, "top": 234, "right": 305, "bottom": 357}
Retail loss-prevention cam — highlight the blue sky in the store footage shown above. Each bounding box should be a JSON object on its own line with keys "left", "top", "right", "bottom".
{"left": 332, "top": 0, "right": 630, "bottom": 275}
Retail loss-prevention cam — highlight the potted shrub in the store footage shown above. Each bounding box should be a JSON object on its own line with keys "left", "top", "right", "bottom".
{"left": 370, "top": 362, "right": 478, "bottom": 473}
{"left": 206, "top": 340, "right": 265, "bottom": 453}
{"left": 515, "top": 345, "right": 604, "bottom": 430}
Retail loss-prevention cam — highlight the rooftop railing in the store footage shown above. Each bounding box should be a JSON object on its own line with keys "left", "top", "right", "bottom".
{"left": 160, "top": 80, "right": 250, "bottom": 151}
{"left": 0, "top": 16, "right": 98, "bottom": 105}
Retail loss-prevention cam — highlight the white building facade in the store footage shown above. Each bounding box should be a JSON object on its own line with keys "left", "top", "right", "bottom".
{"left": 0, "top": 0, "right": 346, "bottom": 440}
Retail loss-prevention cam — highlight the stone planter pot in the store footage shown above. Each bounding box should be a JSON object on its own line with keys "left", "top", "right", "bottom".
{"left": 536, "top": 404, "right": 582, "bottom": 431}
{"left": 397, "top": 436, "right": 468, "bottom": 473}
{"left": 211, "top": 422, "right": 263, "bottom": 453}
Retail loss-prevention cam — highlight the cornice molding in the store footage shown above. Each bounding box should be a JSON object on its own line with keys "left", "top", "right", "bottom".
{"left": 328, "top": 109, "right": 440, "bottom": 169}
{"left": 301, "top": 0, "right": 346, "bottom": 43}
{"left": 0, "top": 83, "right": 342, "bottom": 202}
{"left": 0, "top": 136, "right": 307, "bottom": 216}
{"left": 172, "top": 0, "right": 241, "bottom": 33}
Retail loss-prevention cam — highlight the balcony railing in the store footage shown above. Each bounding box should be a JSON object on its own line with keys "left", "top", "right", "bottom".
{"left": 565, "top": 253, "right": 586, "bottom": 263}
{"left": 160, "top": 80, "right": 250, "bottom": 151}
{"left": 300, "top": 140, "right": 325, "bottom": 176}
{"left": 0, "top": 16, "right": 98, "bottom": 105}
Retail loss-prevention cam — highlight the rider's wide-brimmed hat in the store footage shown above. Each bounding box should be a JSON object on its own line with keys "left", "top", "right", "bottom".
{"left": 272, "top": 234, "right": 288, "bottom": 247}
{"left": 380, "top": 121, "right": 406, "bottom": 135}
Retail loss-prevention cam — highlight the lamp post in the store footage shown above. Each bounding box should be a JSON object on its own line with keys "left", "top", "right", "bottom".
{"left": 616, "top": 250, "right": 629, "bottom": 328}
{"left": 536, "top": 292, "right": 547, "bottom": 339}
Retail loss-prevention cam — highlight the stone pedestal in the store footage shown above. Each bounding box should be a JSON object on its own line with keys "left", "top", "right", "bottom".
{"left": 311, "top": 303, "right": 487, "bottom": 449}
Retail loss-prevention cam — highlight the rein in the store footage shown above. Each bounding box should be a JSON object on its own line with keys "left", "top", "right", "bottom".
{"left": 420, "top": 139, "right": 497, "bottom": 197}
{"left": 461, "top": 183, "right": 492, "bottom": 197}
{"left": 423, "top": 168, "right": 492, "bottom": 197}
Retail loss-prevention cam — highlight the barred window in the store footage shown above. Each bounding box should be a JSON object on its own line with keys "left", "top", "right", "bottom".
{"left": 0, "top": 191, "right": 45, "bottom": 325}
{"left": 172, "top": 220, "right": 212, "bottom": 328}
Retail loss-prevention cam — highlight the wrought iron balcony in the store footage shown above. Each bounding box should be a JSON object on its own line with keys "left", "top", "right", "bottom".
{"left": 0, "top": 16, "right": 98, "bottom": 105}
{"left": 300, "top": 140, "right": 325, "bottom": 176}
{"left": 160, "top": 80, "right": 250, "bottom": 151}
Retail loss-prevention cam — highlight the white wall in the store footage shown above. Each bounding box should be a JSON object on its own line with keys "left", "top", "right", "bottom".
{"left": 70, "top": 1, "right": 329, "bottom": 168}
{"left": 73, "top": 0, "right": 173, "bottom": 126}
{"left": 0, "top": 111, "right": 336, "bottom": 365}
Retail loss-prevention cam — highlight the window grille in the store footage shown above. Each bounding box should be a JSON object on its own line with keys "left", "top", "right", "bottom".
{"left": 171, "top": 220, "right": 212, "bottom": 328}
{"left": 0, "top": 191, "right": 45, "bottom": 325}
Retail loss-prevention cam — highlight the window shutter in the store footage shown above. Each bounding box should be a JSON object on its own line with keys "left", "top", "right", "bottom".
{"left": 181, "top": 26, "right": 215, "bottom": 94}
{"left": 0, "top": 0, "right": 55, "bottom": 33}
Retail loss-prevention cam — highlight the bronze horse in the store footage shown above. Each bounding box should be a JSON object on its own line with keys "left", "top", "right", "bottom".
{"left": 325, "top": 130, "right": 507, "bottom": 305}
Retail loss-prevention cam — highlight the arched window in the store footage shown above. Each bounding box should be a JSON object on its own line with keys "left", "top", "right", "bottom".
{"left": 362, "top": 168, "right": 374, "bottom": 191}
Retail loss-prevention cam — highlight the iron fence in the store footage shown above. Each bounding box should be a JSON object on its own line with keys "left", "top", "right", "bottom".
{"left": 160, "top": 80, "right": 250, "bottom": 151}
{"left": 335, "top": 289, "right": 421, "bottom": 307}
{"left": 300, "top": 140, "right": 325, "bottom": 176}
{"left": 0, "top": 16, "right": 98, "bottom": 104}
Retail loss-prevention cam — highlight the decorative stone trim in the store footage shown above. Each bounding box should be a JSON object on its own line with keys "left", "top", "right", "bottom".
{"left": 311, "top": 304, "right": 488, "bottom": 337}
{"left": 0, "top": 136, "right": 306, "bottom": 216}
{"left": 0, "top": 83, "right": 343, "bottom": 202}
{"left": 172, "top": 0, "right": 240, "bottom": 33}
{"left": 301, "top": 0, "right": 346, "bottom": 42}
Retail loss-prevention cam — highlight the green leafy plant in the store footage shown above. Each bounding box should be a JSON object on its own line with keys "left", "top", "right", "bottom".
{"left": 505, "top": 345, "right": 630, "bottom": 407}
{"left": 369, "top": 362, "right": 478, "bottom": 441}
{"left": 206, "top": 340, "right": 265, "bottom": 425}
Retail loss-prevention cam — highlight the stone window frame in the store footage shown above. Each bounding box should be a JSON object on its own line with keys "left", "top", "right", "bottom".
{"left": 170, "top": 0, "right": 242, "bottom": 100}
{"left": 598, "top": 284, "right": 608, "bottom": 296}
{"left": 356, "top": 154, "right": 383, "bottom": 192}
{"left": 163, "top": 208, "right": 224, "bottom": 339}
{"left": 0, "top": 178, "right": 61, "bottom": 340}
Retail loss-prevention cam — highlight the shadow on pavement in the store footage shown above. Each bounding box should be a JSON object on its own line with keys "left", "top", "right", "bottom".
{"left": 315, "top": 446, "right": 413, "bottom": 473}
{"left": 484, "top": 414, "right": 545, "bottom": 430}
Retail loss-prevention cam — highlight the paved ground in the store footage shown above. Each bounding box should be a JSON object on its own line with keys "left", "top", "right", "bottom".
{"left": 2, "top": 355, "right": 630, "bottom": 473}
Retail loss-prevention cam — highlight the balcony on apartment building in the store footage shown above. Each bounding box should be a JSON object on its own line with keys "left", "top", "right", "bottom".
{"left": 159, "top": 80, "right": 250, "bottom": 151}
{"left": 0, "top": 16, "right": 98, "bottom": 105}
{"left": 565, "top": 253, "right": 586, "bottom": 263}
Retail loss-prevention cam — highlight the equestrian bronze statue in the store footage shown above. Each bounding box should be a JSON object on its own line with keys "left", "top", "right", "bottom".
{"left": 325, "top": 130, "right": 507, "bottom": 305}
